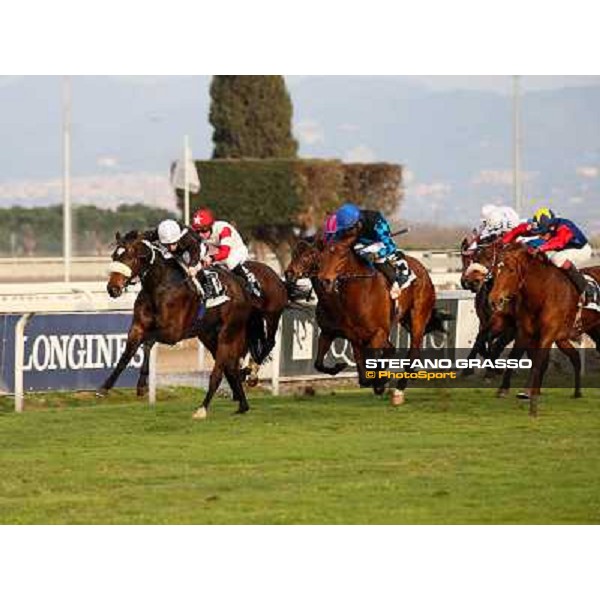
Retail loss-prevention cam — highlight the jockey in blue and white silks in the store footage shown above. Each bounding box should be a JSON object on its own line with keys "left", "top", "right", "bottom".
{"left": 333, "top": 203, "right": 415, "bottom": 299}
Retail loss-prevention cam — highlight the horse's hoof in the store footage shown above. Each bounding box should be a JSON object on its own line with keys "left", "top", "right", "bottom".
{"left": 95, "top": 388, "right": 109, "bottom": 398}
{"left": 516, "top": 391, "right": 530, "bottom": 401}
{"left": 573, "top": 391, "right": 583, "bottom": 399}
{"left": 246, "top": 377, "right": 259, "bottom": 388}
{"left": 137, "top": 386, "right": 148, "bottom": 397}
{"left": 390, "top": 390, "right": 405, "bottom": 406}
{"left": 235, "top": 406, "right": 250, "bottom": 415}
{"left": 192, "top": 407, "right": 208, "bottom": 420}
{"left": 496, "top": 388, "right": 509, "bottom": 398}
{"left": 374, "top": 385, "right": 386, "bottom": 396}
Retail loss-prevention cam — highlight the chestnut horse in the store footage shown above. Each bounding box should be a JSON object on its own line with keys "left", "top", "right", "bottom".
{"left": 461, "top": 236, "right": 591, "bottom": 397}
{"left": 315, "top": 234, "right": 448, "bottom": 403}
{"left": 488, "top": 244, "right": 600, "bottom": 415}
{"left": 104, "top": 230, "right": 289, "bottom": 418}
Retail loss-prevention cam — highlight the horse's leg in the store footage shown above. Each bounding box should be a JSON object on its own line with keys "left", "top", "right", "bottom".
{"left": 351, "top": 343, "right": 371, "bottom": 388}
{"left": 97, "top": 323, "right": 145, "bottom": 395}
{"left": 225, "top": 363, "right": 250, "bottom": 414}
{"left": 193, "top": 323, "right": 249, "bottom": 419}
{"left": 136, "top": 340, "right": 155, "bottom": 397}
{"left": 263, "top": 311, "right": 282, "bottom": 358}
{"left": 463, "top": 329, "right": 489, "bottom": 377}
{"left": 556, "top": 339, "right": 582, "bottom": 398}
{"left": 366, "top": 329, "right": 393, "bottom": 396}
{"left": 527, "top": 343, "right": 551, "bottom": 417}
{"left": 315, "top": 331, "right": 347, "bottom": 375}
{"left": 396, "top": 308, "right": 428, "bottom": 395}
{"left": 497, "top": 345, "right": 526, "bottom": 398}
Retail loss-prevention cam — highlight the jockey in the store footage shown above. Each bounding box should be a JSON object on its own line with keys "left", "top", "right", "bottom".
{"left": 334, "top": 203, "right": 415, "bottom": 300}
{"left": 148, "top": 219, "right": 218, "bottom": 299}
{"left": 323, "top": 213, "right": 338, "bottom": 244}
{"left": 503, "top": 208, "right": 599, "bottom": 310}
{"left": 478, "top": 204, "right": 521, "bottom": 242}
{"left": 191, "top": 207, "right": 261, "bottom": 298}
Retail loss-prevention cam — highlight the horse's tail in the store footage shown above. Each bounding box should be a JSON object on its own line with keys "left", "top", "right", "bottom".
{"left": 425, "top": 308, "right": 454, "bottom": 334}
{"left": 247, "top": 309, "right": 269, "bottom": 364}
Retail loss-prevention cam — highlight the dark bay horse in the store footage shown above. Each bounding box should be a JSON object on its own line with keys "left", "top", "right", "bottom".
{"left": 488, "top": 244, "right": 600, "bottom": 415}
{"left": 315, "top": 234, "right": 447, "bottom": 403}
{"left": 460, "top": 235, "right": 515, "bottom": 376}
{"left": 284, "top": 239, "right": 353, "bottom": 378}
{"left": 104, "top": 231, "right": 288, "bottom": 418}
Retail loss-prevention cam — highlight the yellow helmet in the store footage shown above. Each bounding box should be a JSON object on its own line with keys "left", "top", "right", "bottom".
{"left": 533, "top": 207, "right": 555, "bottom": 224}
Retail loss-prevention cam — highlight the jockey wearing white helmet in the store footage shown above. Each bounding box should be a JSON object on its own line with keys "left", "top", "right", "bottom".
{"left": 479, "top": 204, "right": 521, "bottom": 242}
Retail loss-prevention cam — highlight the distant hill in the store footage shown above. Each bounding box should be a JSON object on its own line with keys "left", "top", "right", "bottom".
{"left": 1, "top": 75, "right": 599, "bottom": 232}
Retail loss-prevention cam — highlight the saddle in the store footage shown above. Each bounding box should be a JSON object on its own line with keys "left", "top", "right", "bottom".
{"left": 582, "top": 274, "right": 600, "bottom": 312}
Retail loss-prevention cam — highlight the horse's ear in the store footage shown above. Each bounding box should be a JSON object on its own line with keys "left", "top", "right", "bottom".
{"left": 115, "top": 231, "right": 121, "bottom": 242}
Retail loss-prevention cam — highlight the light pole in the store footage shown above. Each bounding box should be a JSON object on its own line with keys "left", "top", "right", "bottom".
{"left": 184, "top": 134, "right": 190, "bottom": 226}
{"left": 63, "top": 76, "right": 72, "bottom": 282}
{"left": 513, "top": 75, "right": 522, "bottom": 214}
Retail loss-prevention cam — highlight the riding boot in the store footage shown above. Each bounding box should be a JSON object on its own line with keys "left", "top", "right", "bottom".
{"left": 375, "top": 261, "right": 397, "bottom": 286}
{"left": 564, "top": 264, "right": 587, "bottom": 296}
{"left": 234, "top": 263, "right": 261, "bottom": 298}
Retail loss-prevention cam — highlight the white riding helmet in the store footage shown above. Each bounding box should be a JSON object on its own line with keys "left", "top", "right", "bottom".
{"left": 481, "top": 203, "right": 497, "bottom": 222}
{"left": 158, "top": 219, "right": 183, "bottom": 245}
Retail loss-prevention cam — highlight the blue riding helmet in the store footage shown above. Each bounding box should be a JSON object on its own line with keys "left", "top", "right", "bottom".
{"left": 336, "top": 203, "right": 361, "bottom": 231}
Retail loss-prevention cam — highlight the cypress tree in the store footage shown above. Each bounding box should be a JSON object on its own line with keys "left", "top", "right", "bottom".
{"left": 209, "top": 76, "right": 298, "bottom": 158}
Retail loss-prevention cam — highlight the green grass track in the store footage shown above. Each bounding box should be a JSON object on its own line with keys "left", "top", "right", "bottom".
{"left": 1, "top": 387, "right": 599, "bottom": 524}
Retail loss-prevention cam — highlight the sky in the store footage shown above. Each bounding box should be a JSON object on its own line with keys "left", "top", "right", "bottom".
{"left": 1, "top": 75, "right": 599, "bottom": 225}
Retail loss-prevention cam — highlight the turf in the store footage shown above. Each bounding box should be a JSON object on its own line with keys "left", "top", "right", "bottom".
{"left": 1, "top": 386, "right": 599, "bottom": 524}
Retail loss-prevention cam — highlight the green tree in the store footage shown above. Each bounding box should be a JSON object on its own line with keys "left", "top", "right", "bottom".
{"left": 209, "top": 76, "right": 298, "bottom": 159}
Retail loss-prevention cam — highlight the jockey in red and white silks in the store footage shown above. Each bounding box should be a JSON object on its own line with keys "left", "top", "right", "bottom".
{"left": 191, "top": 208, "right": 261, "bottom": 297}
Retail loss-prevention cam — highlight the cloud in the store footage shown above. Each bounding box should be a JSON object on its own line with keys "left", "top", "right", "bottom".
{"left": 0, "top": 173, "right": 176, "bottom": 211}
{"left": 97, "top": 156, "right": 119, "bottom": 168}
{"left": 294, "top": 120, "right": 325, "bottom": 145}
{"left": 338, "top": 123, "right": 360, "bottom": 133}
{"left": 472, "top": 169, "right": 538, "bottom": 186}
{"left": 576, "top": 166, "right": 598, "bottom": 179}
{"left": 410, "top": 182, "right": 452, "bottom": 199}
{"left": 344, "top": 144, "right": 376, "bottom": 163}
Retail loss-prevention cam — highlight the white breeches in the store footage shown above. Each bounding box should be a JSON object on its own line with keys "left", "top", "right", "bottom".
{"left": 217, "top": 245, "right": 249, "bottom": 270}
{"left": 546, "top": 244, "right": 592, "bottom": 268}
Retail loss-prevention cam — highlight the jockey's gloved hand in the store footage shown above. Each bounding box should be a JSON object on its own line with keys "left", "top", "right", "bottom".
{"left": 527, "top": 246, "right": 539, "bottom": 256}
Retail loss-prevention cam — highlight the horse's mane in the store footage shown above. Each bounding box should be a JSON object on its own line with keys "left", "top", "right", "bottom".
{"left": 121, "top": 229, "right": 141, "bottom": 242}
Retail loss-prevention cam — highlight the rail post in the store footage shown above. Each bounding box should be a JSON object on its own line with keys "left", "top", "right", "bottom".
{"left": 14, "top": 313, "right": 33, "bottom": 413}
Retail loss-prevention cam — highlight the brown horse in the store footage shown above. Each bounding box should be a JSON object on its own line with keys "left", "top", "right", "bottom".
{"left": 104, "top": 230, "right": 288, "bottom": 418}
{"left": 488, "top": 243, "right": 600, "bottom": 415}
{"left": 459, "top": 235, "right": 517, "bottom": 376}
{"left": 461, "top": 236, "right": 591, "bottom": 396}
{"left": 316, "top": 234, "right": 446, "bottom": 403}
{"left": 284, "top": 239, "right": 354, "bottom": 378}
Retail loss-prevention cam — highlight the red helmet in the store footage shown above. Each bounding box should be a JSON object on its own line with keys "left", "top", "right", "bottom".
{"left": 192, "top": 208, "right": 215, "bottom": 231}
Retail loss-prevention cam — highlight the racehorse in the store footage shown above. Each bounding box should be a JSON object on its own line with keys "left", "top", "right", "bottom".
{"left": 104, "top": 230, "right": 288, "bottom": 418}
{"left": 460, "top": 235, "right": 590, "bottom": 398}
{"left": 460, "top": 235, "right": 515, "bottom": 375}
{"left": 304, "top": 234, "right": 447, "bottom": 403}
{"left": 284, "top": 239, "right": 355, "bottom": 379}
{"left": 488, "top": 243, "right": 600, "bottom": 415}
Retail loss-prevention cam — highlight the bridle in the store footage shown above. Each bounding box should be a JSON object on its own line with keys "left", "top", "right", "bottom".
{"left": 109, "top": 239, "right": 157, "bottom": 290}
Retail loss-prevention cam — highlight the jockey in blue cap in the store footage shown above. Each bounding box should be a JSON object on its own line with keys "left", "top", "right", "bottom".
{"left": 334, "top": 203, "right": 414, "bottom": 299}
